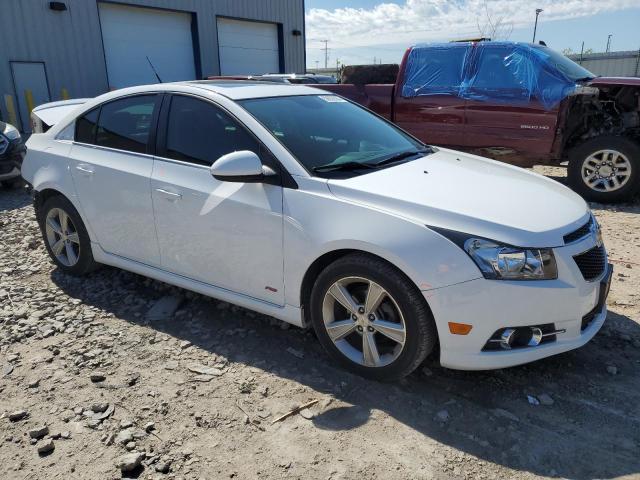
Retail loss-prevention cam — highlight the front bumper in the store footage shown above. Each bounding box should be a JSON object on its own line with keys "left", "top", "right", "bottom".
{"left": 427, "top": 234, "right": 611, "bottom": 370}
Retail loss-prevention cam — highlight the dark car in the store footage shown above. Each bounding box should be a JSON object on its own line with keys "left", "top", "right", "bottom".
{"left": 318, "top": 41, "right": 640, "bottom": 202}
{"left": 0, "top": 120, "right": 26, "bottom": 188}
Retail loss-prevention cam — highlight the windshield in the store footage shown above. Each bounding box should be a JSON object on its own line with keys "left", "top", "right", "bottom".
{"left": 239, "top": 95, "right": 425, "bottom": 175}
{"left": 534, "top": 45, "right": 595, "bottom": 81}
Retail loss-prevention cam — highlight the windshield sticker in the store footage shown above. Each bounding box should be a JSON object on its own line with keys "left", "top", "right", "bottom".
{"left": 319, "top": 95, "right": 347, "bottom": 103}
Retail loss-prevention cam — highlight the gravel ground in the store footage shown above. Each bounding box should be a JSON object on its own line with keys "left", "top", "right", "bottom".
{"left": 1, "top": 168, "right": 639, "bottom": 480}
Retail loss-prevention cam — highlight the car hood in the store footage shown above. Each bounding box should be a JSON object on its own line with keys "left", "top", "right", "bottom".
{"left": 327, "top": 148, "right": 589, "bottom": 248}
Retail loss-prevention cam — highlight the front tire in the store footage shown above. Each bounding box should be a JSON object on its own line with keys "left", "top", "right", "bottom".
{"left": 567, "top": 136, "right": 640, "bottom": 203}
{"left": 310, "top": 253, "right": 437, "bottom": 381}
{"left": 37, "top": 195, "right": 98, "bottom": 276}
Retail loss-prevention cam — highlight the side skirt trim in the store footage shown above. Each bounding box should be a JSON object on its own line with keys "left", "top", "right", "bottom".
{"left": 91, "top": 243, "right": 304, "bottom": 327}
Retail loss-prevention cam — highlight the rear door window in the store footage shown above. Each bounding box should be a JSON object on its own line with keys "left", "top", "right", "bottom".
{"left": 95, "top": 95, "right": 157, "bottom": 154}
{"left": 163, "top": 95, "right": 259, "bottom": 166}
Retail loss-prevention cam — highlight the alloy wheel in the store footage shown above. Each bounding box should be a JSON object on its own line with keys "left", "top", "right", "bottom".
{"left": 581, "top": 149, "right": 632, "bottom": 192}
{"left": 321, "top": 276, "right": 406, "bottom": 367}
{"left": 45, "top": 208, "right": 81, "bottom": 267}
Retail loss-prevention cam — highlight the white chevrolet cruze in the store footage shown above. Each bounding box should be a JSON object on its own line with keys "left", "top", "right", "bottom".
{"left": 22, "top": 82, "right": 612, "bottom": 380}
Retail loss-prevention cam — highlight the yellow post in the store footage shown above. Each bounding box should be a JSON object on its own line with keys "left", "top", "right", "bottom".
{"left": 61, "top": 88, "right": 70, "bottom": 100}
{"left": 4, "top": 94, "right": 19, "bottom": 127}
{"left": 24, "top": 89, "right": 35, "bottom": 116}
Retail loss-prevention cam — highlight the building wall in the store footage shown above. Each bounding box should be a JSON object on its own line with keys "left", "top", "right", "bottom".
{"left": 568, "top": 50, "right": 640, "bottom": 78}
{"left": 0, "top": 0, "right": 306, "bottom": 128}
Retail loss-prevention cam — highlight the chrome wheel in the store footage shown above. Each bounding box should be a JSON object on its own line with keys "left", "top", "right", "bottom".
{"left": 581, "top": 149, "right": 632, "bottom": 192}
{"left": 45, "top": 208, "right": 80, "bottom": 267}
{"left": 321, "top": 276, "right": 406, "bottom": 367}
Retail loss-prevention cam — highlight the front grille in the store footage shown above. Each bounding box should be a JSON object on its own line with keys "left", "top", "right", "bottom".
{"left": 581, "top": 263, "right": 612, "bottom": 331}
{"left": 573, "top": 245, "right": 606, "bottom": 281}
{"left": 564, "top": 216, "right": 593, "bottom": 244}
{"left": 581, "top": 307, "right": 598, "bottom": 331}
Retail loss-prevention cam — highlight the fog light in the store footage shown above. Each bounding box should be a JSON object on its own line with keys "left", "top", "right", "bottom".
{"left": 500, "top": 328, "right": 516, "bottom": 349}
{"left": 499, "top": 327, "right": 543, "bottom": 349}
{"left": 483, "top": 324, "right": 564, "bottom": 351}
{"left": 528, "top": 327, "right": 543, "bottom": 347}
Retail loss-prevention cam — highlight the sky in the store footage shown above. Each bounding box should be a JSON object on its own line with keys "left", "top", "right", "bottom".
{"left": 305, "top": 0, "right": 640, "bottom": 68}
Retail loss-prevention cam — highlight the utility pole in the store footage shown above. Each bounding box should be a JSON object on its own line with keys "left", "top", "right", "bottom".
{"left": 606, "top": 34, "right": 612, "bottom": 53}
{"left": 532, "top": 8, "right": 543, "bottom": 43}
{"left": 579, "top": 41, "right": 584, "bottom": 65}
{"left": 321, "top": 40, "right": 329, "bottom": 69}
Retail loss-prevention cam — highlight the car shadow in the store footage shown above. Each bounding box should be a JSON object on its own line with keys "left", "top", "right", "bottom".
{"left": 0, "top": 186, "right": 30, "bottom": 211}
{"left": 50, "top": 267, "right": 640, "bottom": 480}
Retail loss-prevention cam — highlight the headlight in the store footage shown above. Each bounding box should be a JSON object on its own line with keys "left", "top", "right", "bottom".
{"left": 2, "top": 123, "right": 21, "bottom": 141}
{"left": 464, "top": 238, "right": 557, "bottom": 280}
{"left": 429, "top": 226, "right": 558, "bottom": 281}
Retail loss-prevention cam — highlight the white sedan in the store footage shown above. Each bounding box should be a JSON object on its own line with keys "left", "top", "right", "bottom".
{"left": 22, "top": 82, "right": 612, "bottom": 380}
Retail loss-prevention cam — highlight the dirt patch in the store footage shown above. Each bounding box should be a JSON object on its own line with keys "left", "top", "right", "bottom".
{"left": 1, "top": 176, "right": 639, "bottom": 479}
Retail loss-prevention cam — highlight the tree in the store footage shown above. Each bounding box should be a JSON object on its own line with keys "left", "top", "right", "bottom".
{"left": 563, "top": 47, "right": 594, "bottom": 57}
{"left": 476, "top": 0, "right": 514, "bottom": 40}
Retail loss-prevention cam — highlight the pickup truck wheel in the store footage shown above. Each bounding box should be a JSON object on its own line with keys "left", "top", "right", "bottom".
{"left": 310, "top": 253, "right": 437, "bottom": 381}
{"left": 568, "top": 136, "right": 640, "bottom": 203}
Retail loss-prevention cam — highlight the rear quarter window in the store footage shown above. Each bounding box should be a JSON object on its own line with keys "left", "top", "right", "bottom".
{"left": 75, "top": 108, "right": 99, "bottom": 144}
{"left": 95, "top": 95, "right": 157, "bottom": 154}
{"left": 401, "top": 45, "right": 469, "bottom": 97}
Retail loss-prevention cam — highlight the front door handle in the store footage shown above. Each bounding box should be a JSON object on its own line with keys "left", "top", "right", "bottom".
{"left": 75, "top": 164, "right": 94, "bottom": 175}
{"left": 155, "top": 188, "right": 182, "bottom": 201}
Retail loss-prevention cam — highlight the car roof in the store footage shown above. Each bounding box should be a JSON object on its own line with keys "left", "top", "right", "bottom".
{"left": 180, "top": 80, "right": 324, "bottom": 100}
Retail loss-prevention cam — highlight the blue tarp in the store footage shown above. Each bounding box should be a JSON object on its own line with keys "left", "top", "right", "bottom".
{"left": 401, "top": 42, "right": 580, "bottom": 110}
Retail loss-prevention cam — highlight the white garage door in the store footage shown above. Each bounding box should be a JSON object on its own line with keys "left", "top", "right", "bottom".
{"left": 217, "top": 18, "right": 280, "bottom": 75}
{"left": 99, "top": 3, "right": 196, "bottom": 89}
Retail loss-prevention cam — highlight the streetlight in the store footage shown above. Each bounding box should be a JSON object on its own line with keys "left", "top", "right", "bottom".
{"left": 532, "top": 8, "right": 543, "bottom": 43}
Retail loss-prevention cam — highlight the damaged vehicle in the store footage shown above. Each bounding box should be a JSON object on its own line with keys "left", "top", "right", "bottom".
{"left": 22, "top": 82, "right": 611, "bottom": 380}
{"left": 319, "top": 41, "right": 640, "bottom": 202}
{"left": 0, "top": 120, "right": 26, "bottom": 188}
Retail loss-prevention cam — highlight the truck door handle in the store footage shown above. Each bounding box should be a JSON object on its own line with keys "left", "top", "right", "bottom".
{"left": 75, "top": 164, "right": 94, "bottom": 175}
{"left": 155, "top": 188, "right": 182, "bottom": 201}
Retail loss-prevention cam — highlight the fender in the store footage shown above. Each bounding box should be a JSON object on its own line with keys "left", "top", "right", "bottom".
{"left": 23, "top": 135, "right": 97, "bottom": 243}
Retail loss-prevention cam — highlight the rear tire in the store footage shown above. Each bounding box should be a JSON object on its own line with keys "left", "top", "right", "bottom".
{"left": 567, "top": 136, "right": 640, "bottom": 203}
{"left": 309, "top": 253, "right": 437, "bottom": 381}
{"left": 37, "top": 195, "right": 99, "bottom": 276}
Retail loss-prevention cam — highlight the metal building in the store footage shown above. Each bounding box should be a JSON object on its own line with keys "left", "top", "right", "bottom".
{"left": 0, "top": 0, "right": 306, "bottom": 131}
{"left": 568, "top": 50, "right": 640, "bottom": 78}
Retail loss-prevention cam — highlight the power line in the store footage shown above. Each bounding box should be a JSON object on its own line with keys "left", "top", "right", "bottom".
{"left": 321, "top": 39, "right": 329, "bottom": 69}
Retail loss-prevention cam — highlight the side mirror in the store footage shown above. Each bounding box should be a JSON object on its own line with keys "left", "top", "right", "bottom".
{"left": 210, "top": 150, "right": 276, "bottom": 183}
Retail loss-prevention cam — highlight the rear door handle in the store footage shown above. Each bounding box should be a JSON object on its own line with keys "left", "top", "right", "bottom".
{"left": 155, "top": 188, "right": 182, "bottom": 201}
{"left": 75, "top": 164, "right": 94, "bottom": 175}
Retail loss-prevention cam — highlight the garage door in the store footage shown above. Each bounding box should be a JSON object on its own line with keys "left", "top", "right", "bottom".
{"left": 98, "top": 3, "right": 197, "bottom": 89}
{"left": 217, "top": 18, "right": 280, "bottom": 75}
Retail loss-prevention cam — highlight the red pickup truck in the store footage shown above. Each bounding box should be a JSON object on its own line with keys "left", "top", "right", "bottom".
{"left": 318, "top": 41, "right": 640, "bottom": 203}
